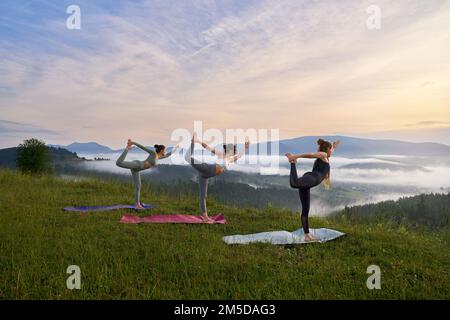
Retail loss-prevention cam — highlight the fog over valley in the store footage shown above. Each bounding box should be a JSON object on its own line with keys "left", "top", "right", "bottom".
{"left": 75, "top": 151, "right": 450, "bottom": 215}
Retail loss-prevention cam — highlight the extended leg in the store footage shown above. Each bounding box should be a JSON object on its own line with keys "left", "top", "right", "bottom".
{"left": 289, "top": 162, "right": 299, "bottom": 188}
{"left": 186, "top": 140, "right": 217, "bottom": 179}
{"left": 299, "top": 188, "right": 311, "bottom": 234}
{"left": 116, "top": 149, "right": 141, "bottom": 170}
{"left": 131, "top": 170, "right": 142, "bottom": 205}
{"left": 290, "top": 163, "right": 318, "bottom": 189}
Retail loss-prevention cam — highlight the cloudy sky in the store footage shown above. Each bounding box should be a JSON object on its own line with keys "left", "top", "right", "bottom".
{"left": 1, "top": 0, "right": 449, "bottom": 148}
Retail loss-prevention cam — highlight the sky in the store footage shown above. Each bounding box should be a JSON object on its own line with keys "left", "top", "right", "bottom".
{"left": 1, "top": 0, "right": 450, "bottom": 148}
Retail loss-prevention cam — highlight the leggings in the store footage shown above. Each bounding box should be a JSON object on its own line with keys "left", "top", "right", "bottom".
{"left": 289, "top": 163, "right": 321, "bottom": 234}
{"left": 116, "top": 149, "right": 144, "bottom": 204}
{"left": 185, "top": 141, "right": 219, "bottom": 214}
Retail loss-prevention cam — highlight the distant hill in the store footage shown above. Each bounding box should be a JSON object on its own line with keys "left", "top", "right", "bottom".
{"left": 46, "top": 136, "right": 450, "bottom": 156}
{"left": 49, "top": 142, "right": 178, "bottom": 155}
{"left": 0, "top": 148, "right": 17, "bottom": 169}
{"left": 275, "top": 135, "right": 450, "bottom": 156}
{"left": 332, "top": 193, "right": 450, "bottom": 230}
{"left": 0, "top": 146, "right": 80, "bottom": 169}
{"left": 338, "top": 162, "right": 430, "bottom": 172}
{"left": 49, "top": 142, "right": 116, "bottom": 154}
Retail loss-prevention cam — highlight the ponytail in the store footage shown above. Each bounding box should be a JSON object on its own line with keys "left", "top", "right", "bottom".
{"left": 323, "top": 173, "right": 331, "bottom": 190}
{"left": 317, "top": 138, "right": 332, "bottom": 153}
{"left": 317, "top": 138, "right": 332, "bottom": 189}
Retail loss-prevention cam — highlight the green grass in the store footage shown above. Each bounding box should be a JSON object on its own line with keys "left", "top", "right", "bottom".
{"left": 0, "top": 169, "right": 448, "bottom": 299}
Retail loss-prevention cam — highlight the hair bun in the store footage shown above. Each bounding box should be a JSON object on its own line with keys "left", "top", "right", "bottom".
{"left": 154, "top": 144, "right": 159, "bottom": 148}
{"left": 317, "top": 139, "right": 325, "bottom": 145}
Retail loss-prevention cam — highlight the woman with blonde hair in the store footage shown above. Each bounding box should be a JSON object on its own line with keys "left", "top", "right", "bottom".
{"left": 286, "top": 139, "right": 340, "bottom": 241}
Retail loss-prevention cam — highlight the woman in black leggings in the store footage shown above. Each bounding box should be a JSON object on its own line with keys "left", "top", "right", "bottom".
{"left": 286, "top": 139, "right": 340, "bottom": 241}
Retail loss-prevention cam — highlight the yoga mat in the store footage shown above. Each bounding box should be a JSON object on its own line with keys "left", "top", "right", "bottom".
{"left": 120, "top": 214, "right": 226, "bottom": 224}
{"left": 223, "top": 228, "right": 345, "bottom": 245}
{"left": 64, "top": 203, "right": 155, "bottom": 212}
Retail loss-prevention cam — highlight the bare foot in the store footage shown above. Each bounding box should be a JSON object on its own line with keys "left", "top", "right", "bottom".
{"left": 285, "top": 153, "right": 296, "bottom": 163}
{"left": 200, "top": 214, "right": 212, "bottom": 223}
{"left": 135, "top": 203, "right": 144, "bottom": 210}
{"left": 304, "top": 234, "right": 317, "bottom": 242}
{"left": 127, "top": 139, "right": 133, "bottom": 150}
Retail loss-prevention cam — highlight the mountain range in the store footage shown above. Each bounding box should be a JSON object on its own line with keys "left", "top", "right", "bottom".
{"left": 48, "top": 142, "right": 118, "bottom": 154}
{"left": 276, "top": 135, "right": 450, "bottom": 156}
{"left": 49, "top": 136, "right": 450, "bottom": 156}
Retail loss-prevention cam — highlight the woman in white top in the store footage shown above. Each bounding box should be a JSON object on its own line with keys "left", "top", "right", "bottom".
{"left": 185, "top": 134, "right": 250, "bottom": 221}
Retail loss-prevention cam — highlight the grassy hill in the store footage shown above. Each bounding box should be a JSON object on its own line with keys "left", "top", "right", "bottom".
{"left": 0, "top": 146, "right": 81, "bottom": 169}
{"left": 0, "top": 169, "right": 448, "bottom": 299}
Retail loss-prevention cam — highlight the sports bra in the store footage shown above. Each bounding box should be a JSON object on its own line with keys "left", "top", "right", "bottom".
{"left": 312, "top": 158, "right": 330, "bottom": 181}
{"left": 133, "top": 142, "right": 172, "bottom": 168}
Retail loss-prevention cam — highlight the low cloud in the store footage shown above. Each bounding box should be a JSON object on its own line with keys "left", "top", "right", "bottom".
{"left": 404, "top": 120, "right": 450, "bottom": 127}
{"left": 0, "top": 119, "right": 62, "bottom": 148}
{"left": 0, "top": 119, "right": 60, "bottom": 136}
{"left": 76, "top": 151, "right": 450, "bottom": 192}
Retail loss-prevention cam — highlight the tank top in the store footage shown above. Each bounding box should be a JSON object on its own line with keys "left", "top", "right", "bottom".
{"left": 133, "top": 142, "right": 172, "bottom": 169}
{"left": 312, "top": 158, "right": 330, "bottom": 181}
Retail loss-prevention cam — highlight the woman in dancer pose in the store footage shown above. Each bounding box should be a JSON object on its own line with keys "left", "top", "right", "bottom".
{"left": 286, "top": 139, "right": 340, "bottom": 241}
{"left": 116, "top": 139, "right": 178, "bottom": 209}
{"left": 185, "top": 134, "right": 250, "bottom": 221}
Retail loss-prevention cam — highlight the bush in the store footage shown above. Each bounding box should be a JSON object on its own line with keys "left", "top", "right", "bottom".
{"left": 16, "top": 138, "right": 52, "bottom": 174}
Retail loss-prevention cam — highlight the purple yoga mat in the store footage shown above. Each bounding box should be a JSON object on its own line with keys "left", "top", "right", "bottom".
{"left": 120, "top": 214, "right": 227, "bottom": 224}
{"left": 63, "top": 203, "right": 155, "bottom": 212}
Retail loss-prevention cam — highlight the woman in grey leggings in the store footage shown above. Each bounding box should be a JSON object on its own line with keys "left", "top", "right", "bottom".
{"left": 185, "top": 135, "right": 249, "bottom": 221}
{"left": 116, "top": 139, "right": 178, "bottom": 209}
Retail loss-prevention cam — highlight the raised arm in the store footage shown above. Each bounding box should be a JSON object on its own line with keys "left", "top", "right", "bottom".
{"left": 290, "top": 152, "right": 328, "bottom": 160}
{"left": 197, "top": 139, "right": 224, "bottom": 157}
{"left": 330, "top": 140, "right": 341, "bottom": 155}
{"left": 132, "top": 141, "right": 156, "bottom": 156}
{"left": 158, "top": 144, "right": 180, "bottom": 159}
{"left": 229, "top": 140, "right": 250, "bottom": 163}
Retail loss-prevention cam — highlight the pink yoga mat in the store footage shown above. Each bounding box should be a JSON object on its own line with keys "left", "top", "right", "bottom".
{"left": 120, "top": 214, "right": 226, "bottom": 224}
